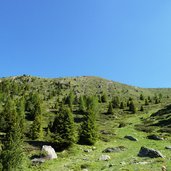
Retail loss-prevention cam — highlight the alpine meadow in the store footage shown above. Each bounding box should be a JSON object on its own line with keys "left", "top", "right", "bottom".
{"left": 0, "top": 75, "right": 171, "bottom": 170}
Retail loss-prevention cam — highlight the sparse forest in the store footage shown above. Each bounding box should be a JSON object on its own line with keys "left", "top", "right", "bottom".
{"left": 0, "top": 75, "right": 171, "bottom": 170}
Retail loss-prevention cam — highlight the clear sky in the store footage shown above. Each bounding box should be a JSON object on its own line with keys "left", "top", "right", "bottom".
{"left": 0, "top": 1, "right": 171, "bottom": 88}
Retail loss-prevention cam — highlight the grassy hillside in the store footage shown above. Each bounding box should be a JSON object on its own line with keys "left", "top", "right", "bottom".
{"left": 0, "top": 75, "right": 167, "bottom": 100}
{"left": 1, "top": 75, "right": 171, "bottom": 171}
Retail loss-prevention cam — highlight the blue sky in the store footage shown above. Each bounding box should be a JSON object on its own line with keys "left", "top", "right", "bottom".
{"left": 0, "top": 1, "right": 171, "bottom": 88}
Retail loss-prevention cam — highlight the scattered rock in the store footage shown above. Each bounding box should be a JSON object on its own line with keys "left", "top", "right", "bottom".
{"left": 162, "top": 166, "right": 166, "bottom": 171}
{"left": 81, "top": 163, "right": 89, "bottom": 170}
{"left": 92, "top": 146, "right": 96, "bottom": 150}
{"left": 136, "top": 161, "right": 150, "bottom": 165}
{"left": 42, "top": 145, "right": 57, "bottom": 159}
{"left": 138, "top": 146, "right": 164, "bottom": 158}
{"left": 109, "top": 164, "right": 114, "bottom": 167}
{"left": 100, "top": 130, "right": 116, "bottom": 136}
{"left": 124, "top": 135, "right": 138, "bottom": 141}
{"left": 84, "top": 149, "right": 92, "bottom": 153}
{"left": 99, "top": 155, "right": 111, "bottom": 161}
{"left": 165, "top": 146, "right": 171, "bottom": 150}
{"left": 103, "top": 146, "right": 126, "bottom": 153}
{"left": 31, "top": 158, "right": 45, "bottom": 164}
{"left": 147, "top": 134, "right": 164, "bottom": 140}
{"left": 120, "top": 161, "right": 126, "bottom": 166}
{"left": 101, "top": 137, "right": 110, "bottom": 142}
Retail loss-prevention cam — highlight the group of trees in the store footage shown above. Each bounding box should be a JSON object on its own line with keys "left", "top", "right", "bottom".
{"left": 106, "top": 96, "right": 137, "bottom": 114}
{"left": 49, "top": 95, "right": 99, "bottom": 149}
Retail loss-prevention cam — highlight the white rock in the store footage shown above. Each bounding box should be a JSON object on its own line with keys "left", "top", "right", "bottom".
{"left": 99, "top": 155, "right": 111, "bottom": 161}
{"left": 42, "top": 145, "right": 57, "bottom": 159}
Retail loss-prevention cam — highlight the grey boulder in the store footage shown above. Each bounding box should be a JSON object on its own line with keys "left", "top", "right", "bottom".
{"left": 42, "top": 145, "right": 57, "bottom": 159}
{"left": 147, "top": 134, "right": 164, "bottom": 140}
{"left": 138, "top": 146, "right": 164, "bottom": 158}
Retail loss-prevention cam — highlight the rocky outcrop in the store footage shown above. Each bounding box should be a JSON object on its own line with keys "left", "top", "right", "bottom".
{"left": 138, "top": 146, "right": 164, "bottom": 158}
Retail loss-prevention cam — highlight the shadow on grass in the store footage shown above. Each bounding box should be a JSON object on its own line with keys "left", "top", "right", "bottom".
{"left": 26, "top": 140, "right": 53, "bottom": 149}
{"left": 25, "top": 140, "right": 71, "bottom": 152}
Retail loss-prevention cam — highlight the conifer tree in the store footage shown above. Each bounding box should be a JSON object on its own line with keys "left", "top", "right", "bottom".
{"left": 140, "top": 105, "right": 144, "bottom": 111}
{"left": 140, "top": 94, "right": 144, "bottom": 100}
{"left": 86, "top": 96, "right": 99, "bottom": 112}
{"left": 129, "top": 100, "right": 137, "bottom": 114}
{"left": 31, "top": 114, "right": 43, "bottom": 140}
{"left": 107, "top": 102, "right": 114, "bottom": 114}
{"left": 30, "top": 98, "right": 43, "bottom": 140}
{"left": 25, "top": 93, "right": 42, "bottom": 120}
{"left": 65, "top": 91, "right": 75, "bottom": 110}
{"left": 112, "top": 96, "right": 120, "bottom": 108}
{"left": 79, "top": 96, "right": 86, "bottom": 113}
{"left": 145, "top": 99, "right": 149, "bottom": 105}
{"left": 79, "top": 96, "right": 98, "bottom": 145}
{"left": 51, "top": 107, "right": 76, "bottom": 149}
{"left": 101, "top": 93, "right": 108, "bottom": 103}
{"left": 17, "top": 97, "right": 26, "bottom": 135}
{"left": 148, "top": 96, "right": 152, "bottom": 102}
{"left": 120, "top": 101, "right": 125, "bottom": 109}
{"left": 1, "top": 98, "right": 25, "bottom": 171}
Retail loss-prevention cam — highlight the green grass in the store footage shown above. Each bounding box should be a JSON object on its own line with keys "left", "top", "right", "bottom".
{"left": 27, "top": 107, "right": 171, "bottom": 171}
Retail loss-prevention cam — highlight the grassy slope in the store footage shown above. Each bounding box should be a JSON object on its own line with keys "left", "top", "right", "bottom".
{"left": 1, "top": 75, "right": 171, "bottom": 171}
{"left": 31, "top": 109, "right": 171, "bottom": 171}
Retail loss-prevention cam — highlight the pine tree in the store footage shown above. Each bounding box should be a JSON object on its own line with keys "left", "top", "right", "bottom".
{"left": 51, "top": 107, "right": 76, "bottom": 149}
{"left": 25, "top": 93, "right": 42, "bottom": 120}
{"left": 145, "top": 99, "right": 149, "bottom": 105}
{"left": 129, "top": 100, "right": 137, "bottom": 114}
{"left": 31, "top": 114, "right": 43, "bottom": 140}
{"left": 140, "top": 105, "right": 144, "bottom": 111}
{"left": 3, "top": 97, "right": 17, "bottom": 131}
{"left": 17, "top": 97, "right": 26, "bottom": 135}
{"left": 120, "top": 101, "right": 125, "bottom": 109}
{"left": 79, "top": 110, "right": 97, "bottom": 145}
{"left": 79, "top": 96, "right": 98, "bottom": 145}
{"left": 101, "top": 93, "right": 108, "bottom": 103}
{"left": 107, "top": 102, "right": 114, "bottom": 114}
{"left": 148, "top": 96, "right": 152, "bottom": 102}
{"left": 140, "top": 94, "right": 144, "bottom": 100}
{"left": 86, "top": 96, "right": 99, "bottom": 112}
{"left": 65, "top": 91, "right": 75, "bottom": 110}
{"left": 1, "top": 98, "right": 25, "bottom": 171}
{"left": 30, "top": 98, "right": 43, "bottom": 140}
{"left": 54, "top": 98, "right": 59, "bottom": 110}
{"left": 112, "top": 96, "right": 120, "bottom": 108}
{"left": 79, "top": 96, "right": 86, "bottom": 113}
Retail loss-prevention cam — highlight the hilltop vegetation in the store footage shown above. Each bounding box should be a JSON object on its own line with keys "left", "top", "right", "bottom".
{"left": 0, "top": 75, "right": 171, "bottom": 170}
